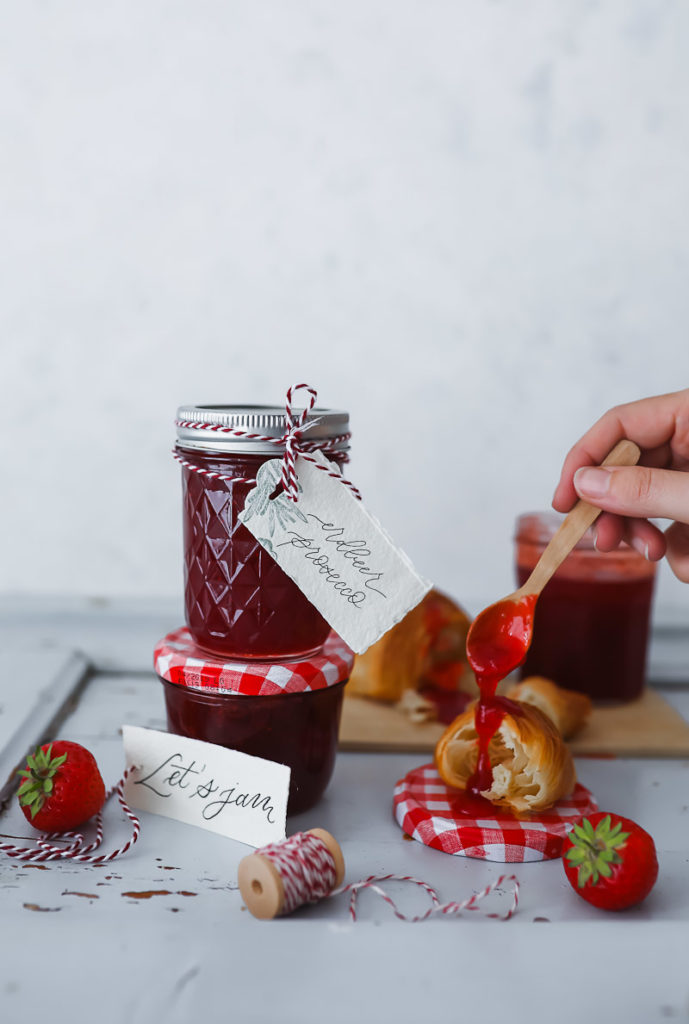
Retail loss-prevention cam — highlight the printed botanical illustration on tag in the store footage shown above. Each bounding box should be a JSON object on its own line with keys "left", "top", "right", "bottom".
{"left": 239, "top": 452, "right": 431, "bottom": 654}
{"left": 122, "top": 726, "right": 289, "bottom": 848}
{"left": 240, "top": 459, "right": 309, "bottom": 558}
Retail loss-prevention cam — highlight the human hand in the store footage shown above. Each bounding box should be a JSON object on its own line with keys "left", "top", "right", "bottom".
{"left": 552, "top": 389, "right": 689, "bottom": 582}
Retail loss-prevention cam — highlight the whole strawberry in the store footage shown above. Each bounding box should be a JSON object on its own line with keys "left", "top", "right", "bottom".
{"left": 17, "top": 741, "right": 106, "bottom": 833}
{"left": 563, "top": 812, "right": 658, "bottom": 911}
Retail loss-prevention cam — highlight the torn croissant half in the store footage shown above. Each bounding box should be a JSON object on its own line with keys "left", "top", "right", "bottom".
{"left": 505, "top": 676, "right": 592, "bottom": 740}
{"left": 348, "top": 588, "right": 475, "bottom": 703}
{"left": 435, "top": 701, "right": 576, "bottom": 814}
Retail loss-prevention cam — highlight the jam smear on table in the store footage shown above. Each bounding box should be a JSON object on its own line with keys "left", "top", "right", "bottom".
{"left": 420, "top": 685, "right": 472, "bottom": 725}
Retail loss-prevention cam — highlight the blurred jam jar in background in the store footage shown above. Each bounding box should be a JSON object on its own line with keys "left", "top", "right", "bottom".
{"left": 155, "top": 629, "right": 354, "bottom": 815}
{"left": 514, "top": 512, "right": 657, "bottom": 702}
{"left": 175, "top": 403, "right": 350, "bottom": 661}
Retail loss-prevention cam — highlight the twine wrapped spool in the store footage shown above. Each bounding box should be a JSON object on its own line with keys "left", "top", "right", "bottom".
{"left": 238, "top": 829, "right": 345, "bottom": 920}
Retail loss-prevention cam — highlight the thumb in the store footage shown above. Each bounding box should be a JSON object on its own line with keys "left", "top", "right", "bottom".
{"left": 573, "top": 465, "right": 689, "bottom": 525}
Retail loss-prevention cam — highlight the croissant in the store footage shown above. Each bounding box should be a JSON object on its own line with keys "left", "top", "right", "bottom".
{"left": 348, "top": 588, "right": 475, "bottom": 703}
{"left": 435, "top": 700, "right": 576, "bottom": 813}
{"left": 505, "top": 677, "right": 591, "bottom": 740}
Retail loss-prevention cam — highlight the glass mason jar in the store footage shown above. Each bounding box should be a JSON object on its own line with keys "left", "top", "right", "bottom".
{"left": 176, "top": 404, "right": 350, "bottom": 660}
{"left": 155, "top": 629, "right": 354, "bottom": 816}
{"left": 514, "top": 512, "right": 657, "bottom": 702}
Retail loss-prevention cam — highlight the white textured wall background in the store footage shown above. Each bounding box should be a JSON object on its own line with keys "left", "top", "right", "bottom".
{"left": 2, "top": 1, "right": 689, "bottom": 619}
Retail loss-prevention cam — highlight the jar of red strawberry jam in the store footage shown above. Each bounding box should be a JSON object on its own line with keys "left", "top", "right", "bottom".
{"left": 154, "top": 629, "right": 354, "bottom": 815}
{"left": 515, "top": 512, "right": 657, "bottom": 702}
{"left": 175, "top": 401, "right": 350, "bottom": 660}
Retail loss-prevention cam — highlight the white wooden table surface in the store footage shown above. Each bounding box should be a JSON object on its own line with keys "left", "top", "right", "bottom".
{"left": 1, "top": 597, "right": 688, "bottom": 1024}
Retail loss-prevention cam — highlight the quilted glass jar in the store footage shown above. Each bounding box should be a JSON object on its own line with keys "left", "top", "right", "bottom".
{"left": 155, "top": 629, "right": 354, "bottom": 815}
{"left": 176, "top": 404, "right": 350, "bottom": 660}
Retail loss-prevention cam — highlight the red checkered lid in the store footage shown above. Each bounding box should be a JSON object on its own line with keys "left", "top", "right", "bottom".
{"left": 394, "top": 763, "right": 598, "bottom": 863}
{"left": 154, "top": 628, "right": 355, "bottom": 697}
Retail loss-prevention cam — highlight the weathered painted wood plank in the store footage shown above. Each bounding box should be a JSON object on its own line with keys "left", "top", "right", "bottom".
{"left": 0, "top": 647, "right": 91, "bottom": 811}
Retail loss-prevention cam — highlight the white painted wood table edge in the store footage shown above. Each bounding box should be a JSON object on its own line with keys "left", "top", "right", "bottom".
{"left": 0, "top": 647, "right": 90, "bottom": 811}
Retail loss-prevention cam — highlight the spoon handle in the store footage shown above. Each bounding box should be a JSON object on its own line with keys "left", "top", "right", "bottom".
{"left": 524, "top": 439, "right": 642, "bottom": 595}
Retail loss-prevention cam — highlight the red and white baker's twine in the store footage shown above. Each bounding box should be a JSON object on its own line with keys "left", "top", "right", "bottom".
{"left": 0, "top": 769, "right": 140, "bottom": 864}
{"left": 174, "top": 383, "right": 362, "bottom": 502}
{"left": 257, "top": 832, "right": 520, "bottom": 922}
{"left": 257, "top": 832, "right": 339, "bottom": 915}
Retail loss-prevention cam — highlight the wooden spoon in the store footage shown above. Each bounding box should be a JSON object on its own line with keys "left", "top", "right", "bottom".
{"left": 466, "top": 439, "right": 642, "bottom": 688}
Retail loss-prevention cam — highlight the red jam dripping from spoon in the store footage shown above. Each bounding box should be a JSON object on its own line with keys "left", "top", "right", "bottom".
{"left": 464, "top": 593, "right": 538, "bottom": 800}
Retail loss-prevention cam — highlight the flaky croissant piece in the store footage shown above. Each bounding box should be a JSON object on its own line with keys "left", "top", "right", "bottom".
{"left": 505, "top": 676, "right": 592, "bottom": 740}
{"left": 348, "top": 588, "right": 475, "bottom": 703}
{"left": 435, "top": 700, "right": 576, "bottom": 813}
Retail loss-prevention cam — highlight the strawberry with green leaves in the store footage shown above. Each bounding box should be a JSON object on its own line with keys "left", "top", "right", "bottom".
{"left": 17, "top": 741, "right": 106, "bottom": 833}
{"left": 562, "top": 812, "right": 658, "bottom": 911}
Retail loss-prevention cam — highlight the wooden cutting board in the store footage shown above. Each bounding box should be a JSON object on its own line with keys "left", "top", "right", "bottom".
{"left": 339, "top": 688, "right": 689, "bottom": 757}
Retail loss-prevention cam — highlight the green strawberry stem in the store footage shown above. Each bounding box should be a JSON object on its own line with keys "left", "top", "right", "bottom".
{"left": 566, "top": 814, "right": 630, "bottom": 887}
{"left": 17, "top": 745, "right": 68, "bottom": 820}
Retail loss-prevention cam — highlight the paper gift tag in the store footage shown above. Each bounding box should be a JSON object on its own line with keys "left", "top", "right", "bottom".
{"left": 122, "top": 726, "right": 289, "bottom": 848}
{"left": 239, "top": 451, "right": 432, "bottom": 654}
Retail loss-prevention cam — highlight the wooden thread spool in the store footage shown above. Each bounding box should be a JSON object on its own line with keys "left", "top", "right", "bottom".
{"left": 238, "top": 828, "right": 345, "bottom": 920}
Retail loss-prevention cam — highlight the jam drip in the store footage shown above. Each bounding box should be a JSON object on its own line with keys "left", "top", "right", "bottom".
{"left": 469, "top": 693, "right": 523, "bottom": 796}
{"left": 465, "top": 594, "right": 537, "bottom": 802}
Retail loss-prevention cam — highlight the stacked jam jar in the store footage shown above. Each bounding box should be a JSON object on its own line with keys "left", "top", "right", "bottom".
{"left": 154, "top": 401, "right": 355, "bottom": 814}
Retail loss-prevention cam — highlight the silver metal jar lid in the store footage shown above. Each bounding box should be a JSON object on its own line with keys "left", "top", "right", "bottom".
{"left": 176, "top": 404, "right": 351, "bottom": 454}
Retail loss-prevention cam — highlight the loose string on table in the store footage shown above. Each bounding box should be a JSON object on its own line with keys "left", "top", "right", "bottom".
{"left": 0, "top": 769, "right": 140, "bottom": 864}
{"left": 174, "top": 382, "right": 362, "bottom": 502}
{"left": 256, "top": 831, "right": 520, "bottom": 922}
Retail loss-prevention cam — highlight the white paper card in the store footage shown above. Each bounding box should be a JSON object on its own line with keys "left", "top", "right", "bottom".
{"left": 238, "top": 452, "right": 432, "bottom": 654}
{"left": 122, "top": 726, "right": 289, "bottom": 848}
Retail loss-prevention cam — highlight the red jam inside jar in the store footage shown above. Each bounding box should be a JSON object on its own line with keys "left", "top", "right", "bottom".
{"left": 176, "top": 404, "right": 350, "bottom": 660}
{"left": 515, "top": 512, "right": 657, "bottom": 702}
{"left": 155, "top": 630, "right": 354, "bottom": 816}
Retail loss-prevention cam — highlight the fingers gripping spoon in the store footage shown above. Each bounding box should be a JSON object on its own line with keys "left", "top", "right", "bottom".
{"left": 466, "top": 440, "right": 641, "bottom": 693}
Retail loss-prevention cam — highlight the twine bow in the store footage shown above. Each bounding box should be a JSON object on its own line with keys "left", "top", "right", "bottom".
{"left": 279, "top": 383, "right": 319, "bottom": 502}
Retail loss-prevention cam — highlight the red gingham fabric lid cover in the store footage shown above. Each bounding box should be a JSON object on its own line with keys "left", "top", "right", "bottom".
{"left": 393, "top": 763, "right": 598, "bottom": 863}
{"left": 154, "top": 628, "right": 354, "bottom": 697}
